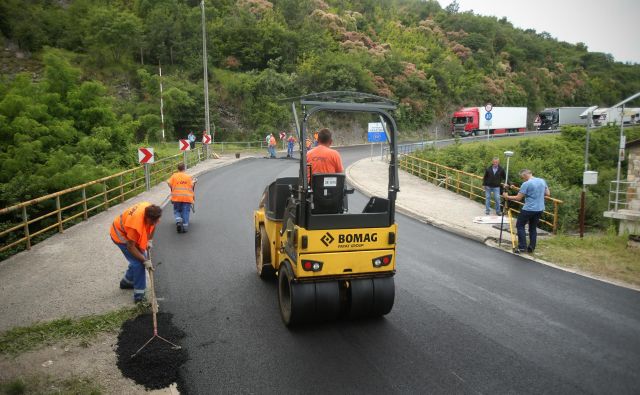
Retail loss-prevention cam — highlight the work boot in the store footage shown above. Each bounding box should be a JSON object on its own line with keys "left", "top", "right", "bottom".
{"left": 134, "top": 294, "right": 147, "bottom": 303}
{"left": 182, "top": 225, "right": 189, "bottom": 233}
{"left": 120, "top": 278, "right": 133, "bottom": 289}
{"left": 176, "top": 218, "right": 183, "bottom": 233}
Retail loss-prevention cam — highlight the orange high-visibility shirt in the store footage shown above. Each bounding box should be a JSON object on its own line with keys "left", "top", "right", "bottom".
{"left": 307, "top": 144, "right": 344, "bottom": 176}
{"left": 110, "top": 202, "right": 155, "bottom": 250}
{"left": 269, "top": 135, "right": 276, "bottom": 147}
{"left": 167, "top": 172, "right": 195, "bottom": 203}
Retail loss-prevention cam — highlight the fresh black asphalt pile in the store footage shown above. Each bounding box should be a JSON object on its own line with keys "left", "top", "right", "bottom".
{"left": 116, "top": 313, "right": 188, "bottom": 391}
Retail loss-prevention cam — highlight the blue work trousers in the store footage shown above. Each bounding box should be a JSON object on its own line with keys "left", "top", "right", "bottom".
{"left": 268, "top": 146, "right": 276, "bottom": 158}
{"left": 484, "top": 186, "right": 501, "bottom": 214}
{"left": 516, "top": 210, "right": 542, "bottom": 251}
{"left": 115, "top": 241, "right": 147, "bottom": 300}
{"left": 287, "top": 144, "right": 294, "bottom": 157}
{"left": 172, "top": 201, "right": 191, "bottom": 228}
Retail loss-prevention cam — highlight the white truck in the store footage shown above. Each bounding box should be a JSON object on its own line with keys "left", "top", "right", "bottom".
{"left": 534, "top": 107, "right": 590, "bottom": 130}
{"left": 592, "top": 107, "right": 640, "bottom": 126}
{"left": 451, "top": 107, "right": 527, "bottom": 137}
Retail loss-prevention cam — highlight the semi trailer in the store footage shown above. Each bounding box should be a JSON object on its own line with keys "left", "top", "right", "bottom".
{"left": 534, "top": 107, "right": 590, "bottom": 130}
{"left": 451, "top": 107, "right": 527, "bottom": 137}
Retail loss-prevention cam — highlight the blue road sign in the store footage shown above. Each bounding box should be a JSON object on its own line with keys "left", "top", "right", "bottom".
{"left": 367, "top": 122, "right": 386, "bottom": 142}
{"left": 485, "top": 112, "right": 493, "bottom": 121}
{"left": 368, "top": 131, "right": 386, "bottom": 142}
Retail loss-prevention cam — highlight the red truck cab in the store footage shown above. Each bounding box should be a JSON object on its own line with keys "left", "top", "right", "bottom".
{"left": 451, "top": 108, "right": 479, "bottom": 137}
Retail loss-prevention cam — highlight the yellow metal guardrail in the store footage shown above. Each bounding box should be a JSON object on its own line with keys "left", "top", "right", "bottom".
{"left": 0, "top": 146, "right": 208, "bottom": 257}
{"left": 398, "top": 154, "right": 563, "bottom": 233}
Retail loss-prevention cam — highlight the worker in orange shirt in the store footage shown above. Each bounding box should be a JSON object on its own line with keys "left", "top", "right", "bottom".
{"left": 306, "top": 128, "right": 344, "bottom": 177}
{"left": 167, "top": 163, "right": 196, "bottom": 233}
{"left": 111, "top": 202, "right": 162, "bottom": 302}
{"left": 268, "top": 133, "right": 277, "bottom": 158}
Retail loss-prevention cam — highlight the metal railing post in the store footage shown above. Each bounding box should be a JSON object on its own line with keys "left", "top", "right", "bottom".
{"left": 22, "top": 206, "right": 30, "bottom": 250}
{"left": 82, "top": 187, "right": 88, "bottom": 220}
{"left": 56, "top": 196, "right": 63, "bottom": 233}
{"left": 119, "top": 175, "right": 124, "bottom": 203}
{"left": 144, "top": 163, "right": 151, "bottom": 191}
{"left": 553, "top": 202, "right": 559, "bottom": 234}
{"left": 103, "top": 182, "right": 109, "bottom": 209}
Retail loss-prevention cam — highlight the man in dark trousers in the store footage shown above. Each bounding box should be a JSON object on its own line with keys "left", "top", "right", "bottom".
{"left": 482, "top": 157, "right": 506, "bottom": 215}
{"left": 503, "top": 169, "right": 550, "bottom": 253}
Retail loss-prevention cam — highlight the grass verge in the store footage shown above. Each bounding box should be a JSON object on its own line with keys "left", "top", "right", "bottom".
{"left": 0, "top": 376, "right": 102, "bottom": 395}
{"left": 536, "top": 232, "right": 640, "bottom": 286}
{"left": 0, "top": 305, "right": 147, "bottom": 356}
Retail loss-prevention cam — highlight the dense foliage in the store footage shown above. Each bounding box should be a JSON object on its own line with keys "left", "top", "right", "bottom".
{"left": 0, "top": 49, "right": 138, "bottom": 205}
{"left": 1, "top": 0, "right": 639, "bottom": 206}
{"left": 413, "top": 126, "right": 640, "bottom": 232}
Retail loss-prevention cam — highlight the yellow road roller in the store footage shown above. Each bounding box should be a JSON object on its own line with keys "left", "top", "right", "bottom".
{"left": 254, "top": 92, "right": 400, "bottom": 326}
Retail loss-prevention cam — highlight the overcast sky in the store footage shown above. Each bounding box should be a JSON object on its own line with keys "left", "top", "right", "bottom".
{"left": 439, "top": 0, "right": 640, "bottom": 64}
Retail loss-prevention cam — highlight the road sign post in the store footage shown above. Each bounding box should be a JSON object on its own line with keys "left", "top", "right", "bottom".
{"left": 484, "top": 104, "right": 493, "bottom": 140}
{"left": 138, "top": 148, "right": 154, "bottom": 191}
{"left": 368, "top": 122, "right": 386, "bottom": 160}
{"left": 179, "top": 139, "right": 190, "bottom": 169}
{"left": 202, "top": 132, "right": 211, "bottom": 159}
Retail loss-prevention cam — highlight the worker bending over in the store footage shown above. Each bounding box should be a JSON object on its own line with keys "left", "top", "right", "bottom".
{"left": 167, "top": 163, "right": 196, "bottom": 233}
{"left": 306, "top": 128, "right": 344, "bottom": 176}
{"left": 111, "top": 202, "right": 162, "bottom": 303}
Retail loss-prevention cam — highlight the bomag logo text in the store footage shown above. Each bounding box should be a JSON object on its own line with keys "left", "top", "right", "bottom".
{"left": 338, "top": 233, "right": 378, "bottom": 243}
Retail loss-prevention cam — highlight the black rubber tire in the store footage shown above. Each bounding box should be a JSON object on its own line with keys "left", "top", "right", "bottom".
{"left": 255, "top": 226, "right": 275, "bottom": 279}
{"left": 278, "top": 261, "right": 315, "bottom": 326}
{"left": 348, "top": 279, "right": 374, "bottom": 319}
{"left": 372, "top": 277, "right": 395, "bottom": 316}
{"left": 315, "top": 281, "right": 340, "bottom": 321}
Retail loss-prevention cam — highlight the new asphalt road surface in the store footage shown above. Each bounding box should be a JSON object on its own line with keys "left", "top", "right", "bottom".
{"left": 152, "top": 146, "right": 640, "bottom": 394}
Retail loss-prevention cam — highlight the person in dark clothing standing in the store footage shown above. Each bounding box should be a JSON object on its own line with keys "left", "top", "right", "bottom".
{"left": 482, "top": 157, "right": 506, "bottom": 215}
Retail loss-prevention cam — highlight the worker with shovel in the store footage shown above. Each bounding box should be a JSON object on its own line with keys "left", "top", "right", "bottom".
{"left": 110, "top": 202, "right": 162, "bottom": 303}
{"left": 167, "top": 163, "right": 196, "bottom": 233}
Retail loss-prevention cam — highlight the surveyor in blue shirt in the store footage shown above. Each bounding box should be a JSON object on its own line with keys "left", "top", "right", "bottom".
{"left": 503, "top": 169, "right": 550, "bottom": 253}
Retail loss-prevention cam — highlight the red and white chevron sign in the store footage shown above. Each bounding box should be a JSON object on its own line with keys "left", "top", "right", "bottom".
{"left": 179, "top": 139, "right": 190, "bottom": 151}
{"left": 202, "top": 134, "right": 211, "bottom": 144}
{"left": 279, "top": 131, "right": 286, "bottom": 140}
{"left": 138, "top": 147, "right": 154, "bottom": 164}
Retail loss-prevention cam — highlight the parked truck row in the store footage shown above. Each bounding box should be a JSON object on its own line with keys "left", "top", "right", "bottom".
{"left": 450, "top": 105, "right": 640, "bottom": 137}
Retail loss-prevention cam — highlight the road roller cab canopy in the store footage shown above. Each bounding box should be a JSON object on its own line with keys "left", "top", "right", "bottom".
{"left": 285, "top": 91, "right": 400, "bottom": 229}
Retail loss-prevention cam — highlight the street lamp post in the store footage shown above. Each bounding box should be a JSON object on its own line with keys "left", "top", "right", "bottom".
{"left": 499, "top": 150, "right": 514, "bottom": 246}
{"left": 201, "top": 1, "right": 212, "bottom": 156}
{"left": 579, "top": 108, "right": 595, "bottom": 238}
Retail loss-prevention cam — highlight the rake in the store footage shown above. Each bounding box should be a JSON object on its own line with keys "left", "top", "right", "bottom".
{"left": 131, "top": 252, "right": 181, "bottom": 358}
